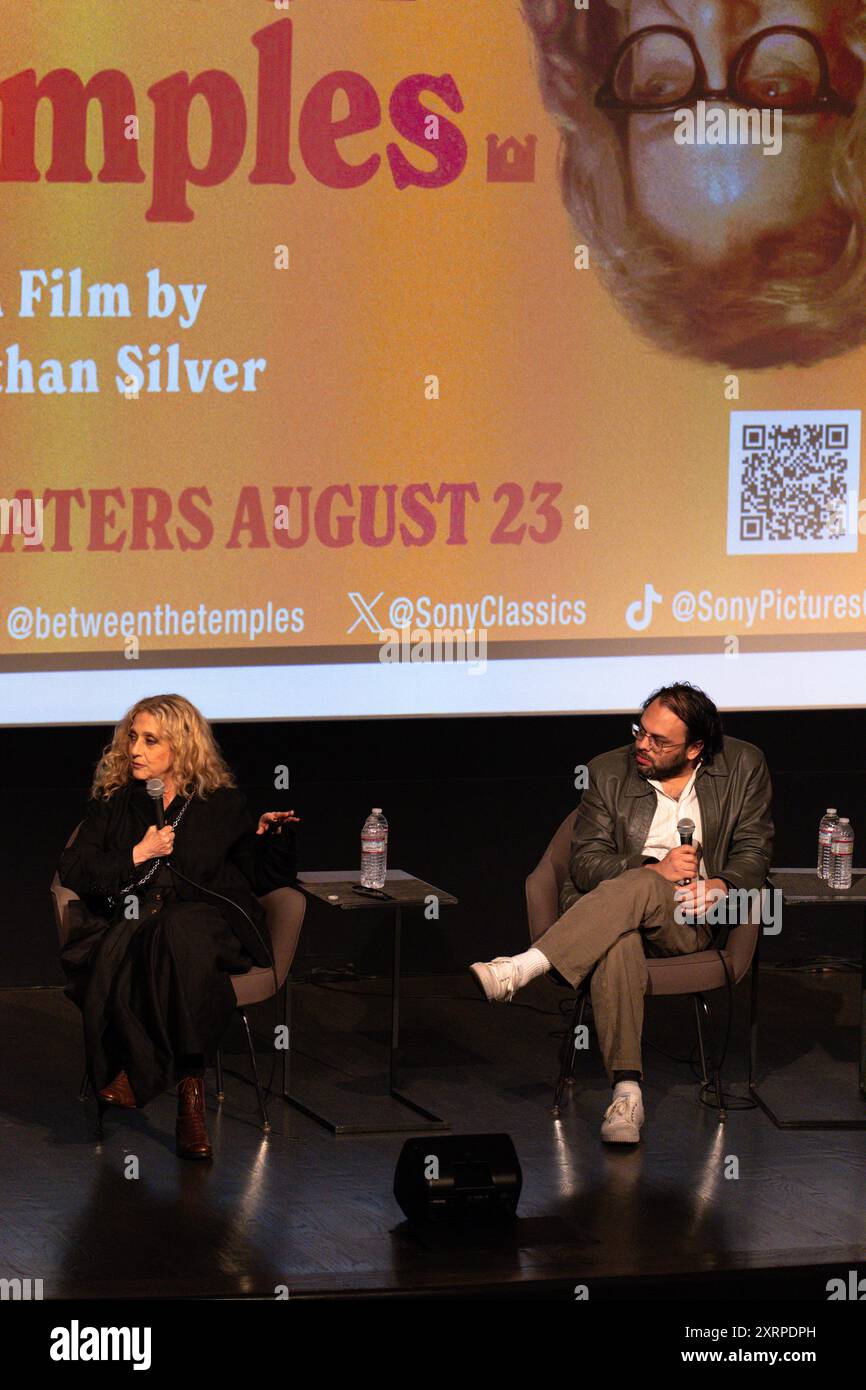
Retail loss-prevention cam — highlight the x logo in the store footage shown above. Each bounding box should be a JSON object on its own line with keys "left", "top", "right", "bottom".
{"left": 347, "top": 591, "right": 384, "bottom": 634}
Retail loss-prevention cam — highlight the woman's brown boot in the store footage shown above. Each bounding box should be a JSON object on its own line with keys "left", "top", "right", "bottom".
{"left": 98, "top": 1070, "right": 137, "bottom": 1108}
{"left": 176, "top": 1076, "right": 212, "bottom": 1160}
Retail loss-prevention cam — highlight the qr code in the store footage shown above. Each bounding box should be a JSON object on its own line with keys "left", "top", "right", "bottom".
{"left": 727, "top": 410, "right": 861, "bottom": 555}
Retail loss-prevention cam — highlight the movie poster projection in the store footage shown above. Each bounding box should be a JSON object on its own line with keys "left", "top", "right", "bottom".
{"left": 1, "top": 0, "right": 864, "bottom": 722}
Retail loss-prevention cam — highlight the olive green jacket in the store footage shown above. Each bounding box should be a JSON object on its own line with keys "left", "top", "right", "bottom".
{"left": 559, "top": 736, "right": 774, "bottom": 916}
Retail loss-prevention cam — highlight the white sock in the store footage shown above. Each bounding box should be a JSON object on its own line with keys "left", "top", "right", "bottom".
{"left": 613, "top": 1079, "right": 642, "bottom": 1098}
{"left": 511, "top": 946, "right": 550, "bottom": 988}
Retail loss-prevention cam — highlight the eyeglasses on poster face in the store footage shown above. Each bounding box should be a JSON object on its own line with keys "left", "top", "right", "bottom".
{"left": 595, "top": 25, "right": 856, "bottom": 116}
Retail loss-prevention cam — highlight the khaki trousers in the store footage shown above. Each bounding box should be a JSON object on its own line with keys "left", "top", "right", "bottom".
{"left": 534, "top": 867, "right": 714, "bottom": 1083}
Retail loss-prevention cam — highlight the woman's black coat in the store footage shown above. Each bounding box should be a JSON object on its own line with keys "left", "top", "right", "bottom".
{"left": 58, "top": 779, "right": 298, "bottom": 967}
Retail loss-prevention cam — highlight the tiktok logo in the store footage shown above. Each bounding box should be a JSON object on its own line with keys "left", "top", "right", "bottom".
{"left": 625, "top": 583, "right": 663, "bottom": 632}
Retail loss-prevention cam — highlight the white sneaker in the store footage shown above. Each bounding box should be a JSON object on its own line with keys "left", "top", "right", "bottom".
{"left": 470, "top": 957, "right": 521, "bottom": 1003}
{"left": 600, "top": 1089, "right": 644, "bottom": 1144}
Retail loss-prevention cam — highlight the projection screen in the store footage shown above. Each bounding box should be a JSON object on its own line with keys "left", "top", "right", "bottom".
{"left": 2, "top": 0, "right": 865, "bottom": 723}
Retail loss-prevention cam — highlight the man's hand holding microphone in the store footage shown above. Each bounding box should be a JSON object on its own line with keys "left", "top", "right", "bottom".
{"left": 643, "top": 819, "right": 727, "bottom": 916}
{"left": 649, "top": 841, "right": 702, "bottom": 885}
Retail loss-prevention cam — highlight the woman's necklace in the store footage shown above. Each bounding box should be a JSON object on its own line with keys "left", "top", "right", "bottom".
{"left": 107, "top": 796, "right": 192, "bottom": 909}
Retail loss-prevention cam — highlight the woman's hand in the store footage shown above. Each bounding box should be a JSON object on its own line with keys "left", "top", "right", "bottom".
{"left": 256, "top": 810, "right": 300, "bottom": 836}
{"left": 132, "top": 825, "right": 175, "bottom": 864}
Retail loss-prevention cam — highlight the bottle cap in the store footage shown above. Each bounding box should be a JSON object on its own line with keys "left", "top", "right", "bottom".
{"left": 372, "top": 807, "right": 382, "bottom": 814}
{"left": 827, "top": 808, "right": 838, "bottom": 814}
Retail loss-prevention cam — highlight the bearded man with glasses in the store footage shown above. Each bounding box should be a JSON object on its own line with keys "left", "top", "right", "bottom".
{"left": 470, "top": 682, "right": 773, "bottom": 1144}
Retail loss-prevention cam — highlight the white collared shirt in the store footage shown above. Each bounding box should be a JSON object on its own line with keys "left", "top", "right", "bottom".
{"left": 642, "top": 759, "right": 707, "bottom": 879}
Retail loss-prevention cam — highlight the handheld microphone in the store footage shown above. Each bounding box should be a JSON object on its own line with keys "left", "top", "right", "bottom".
{"left": 677, "top": 817, "right": 695, "bottom": 886}
{"left": 146, "top": 777, "right": 166, "bottom": 830}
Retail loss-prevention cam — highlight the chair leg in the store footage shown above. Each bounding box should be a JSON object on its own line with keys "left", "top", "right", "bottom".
{"left": 79, "top": 1060, "right": 104, "bottom": 1136}
{"left": 215, "top": 1050, "right": 225, "bottom": 1103}
{"left": 568, "top": 994, "right": 589, "bottom": 1089}
{"left": 281, "top": 975, "right": 290, "bottom": 1099}
{"left": 692, "top": 995, "right": 710, "bottom": 1086}
{"left": 553, "top": 985, "right": 588, "bottom": 1117}
{"left": 556, "top": 1023, "right": 575, "bottom": 1117}
{"left": 77, "top": 1044, "right": 109, "bottom": 1135}
{"left": 714, "top": 1060, "right": 726, "bottom": 1121}
{"left": 693, "top": 993, "right": 726, "bottom": 1121}
{"left": 240, "top": 1010, "right": 270, "bottom": 1133}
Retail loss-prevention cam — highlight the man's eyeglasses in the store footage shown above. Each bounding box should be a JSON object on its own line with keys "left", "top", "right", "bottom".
{"left": 596, "top": 25, "right": 856, "bottom": 116}
{"left": 630, "top": 721, "right": 687, "bottom": 753}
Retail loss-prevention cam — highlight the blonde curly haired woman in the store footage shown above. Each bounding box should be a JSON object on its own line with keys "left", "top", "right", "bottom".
{"left": 58, "top": 694, "right": 299, "bottom": 1160}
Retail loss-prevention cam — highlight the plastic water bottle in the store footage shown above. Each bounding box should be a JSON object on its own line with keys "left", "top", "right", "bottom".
{"left": 817, "top": 808, "right": 839, "bottom": 879}
{"left": 828, "top": 818, "right": 854, "bottom": 890}
{"left": 360, "top": 808, "right": 388, "bottom": 889}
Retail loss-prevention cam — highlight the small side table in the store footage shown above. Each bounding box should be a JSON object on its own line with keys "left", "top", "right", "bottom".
{"left": 749, "top": 868, "right": 866, "bottom": 1130}
{"left": 286, "top": 870, "right": 457, "bottom": 1135}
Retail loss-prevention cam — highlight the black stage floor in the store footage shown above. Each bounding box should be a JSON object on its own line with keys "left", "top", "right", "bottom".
{"left": 1, "top": 967, "right": 864, "bottom": 1301}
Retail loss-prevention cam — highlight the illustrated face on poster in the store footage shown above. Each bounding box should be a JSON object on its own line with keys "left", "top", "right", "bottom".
{"left": 522, "top": 0, "right": 866, "bottom": 368}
